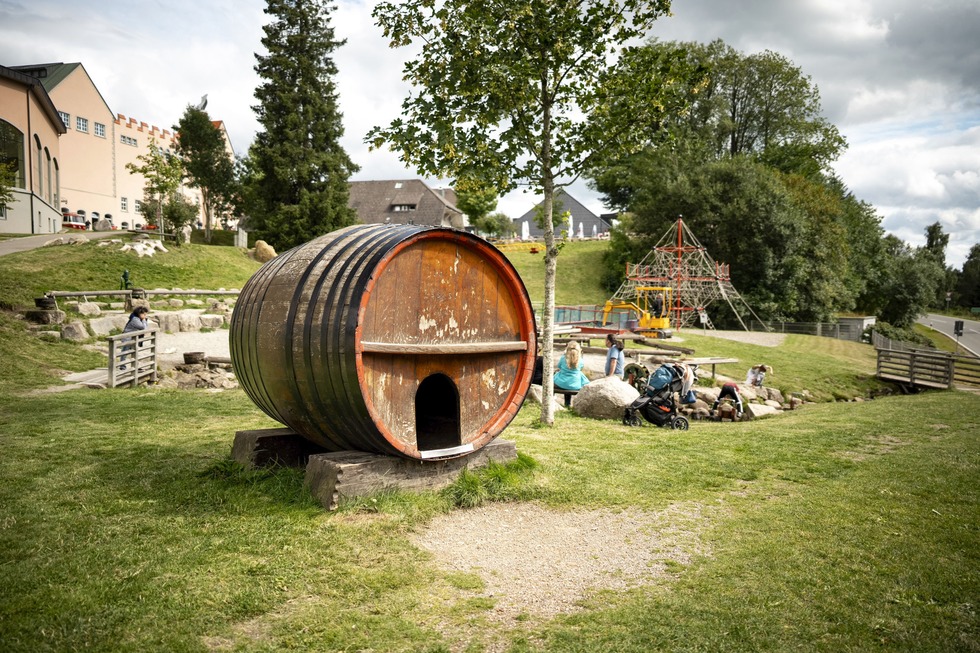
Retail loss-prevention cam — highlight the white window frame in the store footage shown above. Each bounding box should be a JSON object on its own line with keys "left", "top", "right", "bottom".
{"left": 134, "top": 199, "right": 142, "bottom": 212}
{"left": 76, "top": 117, "right": 88, "bottom": 133}
{"left": 121, "top": 197, "right": 128, "bottom": 212}
{"left": 94, "top": 122, "right": 106, "bottom": 138}
{"left": 58, "top": 112, "right": 70, "bottom": 129}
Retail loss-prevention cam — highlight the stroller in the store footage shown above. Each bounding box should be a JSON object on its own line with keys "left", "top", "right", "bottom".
{"left": 622, "top": 363, "right": 695, "bottom": 430}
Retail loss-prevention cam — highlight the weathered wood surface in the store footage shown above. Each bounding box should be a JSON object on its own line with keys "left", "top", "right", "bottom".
{"left": 232, "top": 428, "right": 327, "bottom": 468}
{"left": 106, "top": 328, "right": 157, "bottom": 387}
{"left": 877, "top": 349, "right": 954, "bottom": 389}
{"left": 305, "top": 438, "right": 519, "bottom": 511}
{"left": 230, "top": 225, "right": 536, "bottom": 461}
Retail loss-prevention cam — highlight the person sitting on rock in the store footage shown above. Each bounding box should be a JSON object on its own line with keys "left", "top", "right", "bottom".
{"left": 711, "top": 382, "right": 744, "bottom": 420}
{"left": 554, "top": 341, "right": 590, "bottom": 392}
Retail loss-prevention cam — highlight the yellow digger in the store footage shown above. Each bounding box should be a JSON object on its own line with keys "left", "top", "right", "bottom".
{"left": 601, "top": 285, "right": 673, "bottom": 338}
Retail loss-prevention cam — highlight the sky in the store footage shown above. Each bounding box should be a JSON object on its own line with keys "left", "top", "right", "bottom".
{"left": 1, "top": 0, "right": 978, "bottom": 269}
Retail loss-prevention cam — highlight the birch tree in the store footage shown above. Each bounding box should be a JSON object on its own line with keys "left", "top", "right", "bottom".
{"left": 369, "top": 0, "right": 695, "bottom": 424}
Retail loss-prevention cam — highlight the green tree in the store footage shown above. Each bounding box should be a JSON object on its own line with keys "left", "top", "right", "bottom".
{"left": 369, "top": 0, "right": 695, "bottom": 424}
{"left": 174, "top": 106, "right": 235, "bottom": 244}
{"left": 956, "top": 244, "right": 980, "bottom": 308}
{"left": 638, "top": 39, "right": 845, "bottom": 177}
{"left": 0, "top": 161, "right": 15, "bottom": 211}
{"left": 454, "top": 178, "right": 498, "bottom": 227}
{"left": 248, "top": 0, "right": 358, "bottom": 252}
{"left": 471, "top": 212, "right": 515, "bottom": 240}
{"left": 868, "top": 237, "right": 943, "bottom": 328}
{"left": 125, "top": 139, "right": 183, "bottom": 230}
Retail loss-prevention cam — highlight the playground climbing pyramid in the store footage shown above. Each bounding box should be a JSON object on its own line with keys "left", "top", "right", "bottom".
{"left": 611, "top": 218, "right": 766, "bottom": 331}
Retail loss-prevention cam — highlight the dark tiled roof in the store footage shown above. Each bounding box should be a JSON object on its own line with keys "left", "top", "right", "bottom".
{"left": 349, "top": 180, "right": 464, "bottom": 228}
{"left": 513, "top": 189, "right": 612, "bottom": 238}
{"left": 9, "top": 62, "right": 79, "bottom": 93}
{"left": 0, "top": 65, "right": 66, "bottom": 134}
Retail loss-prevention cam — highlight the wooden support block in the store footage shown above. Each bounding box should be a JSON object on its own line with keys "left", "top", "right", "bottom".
{"left": 305, "top": 439, "right": 518, "bottom": 510}
{"left": 232, "top": 428, "right": 327, "bottom": 468}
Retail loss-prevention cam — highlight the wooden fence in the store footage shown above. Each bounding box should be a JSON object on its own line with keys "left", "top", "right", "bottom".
{"left": 876, "top": 347, "right": 980, "bottom": 390}
{"left": 106, "top": 328, "right": 158, "bottom": 388}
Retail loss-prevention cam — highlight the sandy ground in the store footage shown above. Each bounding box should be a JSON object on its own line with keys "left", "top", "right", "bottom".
{"left": 155, "top": 329, "right": 231, "bottom": 369}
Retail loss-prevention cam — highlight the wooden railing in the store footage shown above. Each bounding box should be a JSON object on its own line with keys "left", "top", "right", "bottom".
{"left": 876, "top": 348, "right": 980, "bottom": 390}
{"left": 106, "top": 328, "right": 158, "bottom": 388}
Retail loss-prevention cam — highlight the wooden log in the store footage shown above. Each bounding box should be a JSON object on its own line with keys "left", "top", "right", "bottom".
{"left": 305, "top": 438, "right": 518, "bottom": 510}
{"left": 232, "top": 428, "right": 328, "bottom": 468}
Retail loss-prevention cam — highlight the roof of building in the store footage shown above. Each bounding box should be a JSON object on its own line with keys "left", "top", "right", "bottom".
{"left": 0, "top": 65, "right": 67, "bottom": 135}
{"left": 513, "top": 189, "right": 612, "bottom": 237}
{"left": 349, "top": 179, "right": 464, "bottom": 228}
{"left": 9, "top": 62, "right": 113, "bottom": 118}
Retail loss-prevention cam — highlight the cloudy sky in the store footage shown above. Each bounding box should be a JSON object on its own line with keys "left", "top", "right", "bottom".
{"left": 2, "top": 0, "right": 977, "bottom": 268}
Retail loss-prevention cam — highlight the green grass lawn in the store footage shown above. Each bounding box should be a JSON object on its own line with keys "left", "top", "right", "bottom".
{"left": 503, "top": 239, "right": 611, "bottom": 306}
{"left": 0, "top": 240, "right": 260, "bottom": 308}
{"left": 0, "top": 233, "right": 977, "bottom": 652}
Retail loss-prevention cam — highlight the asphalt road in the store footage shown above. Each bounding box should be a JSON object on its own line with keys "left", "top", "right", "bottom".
{"left": 919, "top": 313, "right": 980, "bottom": 357}
{"left": 0, "top": 230, "right": 125, "bottom": 257}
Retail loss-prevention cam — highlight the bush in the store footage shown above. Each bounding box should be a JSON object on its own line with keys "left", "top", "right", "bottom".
{"left": 190, "top": 229, "right": 258, "bottom": 248}
{"left": 866, "top": 321, "right": 933, "bottom": 348}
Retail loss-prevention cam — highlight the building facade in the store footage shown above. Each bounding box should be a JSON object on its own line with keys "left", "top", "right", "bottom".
{"left": 1, "top": 62, "right": 229, "bottom": 234}
{"left": 0, "top": 65, "right": 66, "bottom": 234}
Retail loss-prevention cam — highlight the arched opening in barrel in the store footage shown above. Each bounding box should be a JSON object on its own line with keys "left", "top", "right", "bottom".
{"left": 415, "top": 373, "right": 461, "bottom": 452}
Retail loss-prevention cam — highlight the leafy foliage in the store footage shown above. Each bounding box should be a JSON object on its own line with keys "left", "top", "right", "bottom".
{"left": 369, "top": 0, "right": 697, "bottom": 424}
{"left": 956, "top": 244, "right": 980, "bottom": 308}
{"left": 125, "top": 139, "right": 184, "bottom": 229}
{"left": 246, "top": 0, "right": 358, "bottom": 251}
{"left": 174, "top": 107, "right": 236, "bottom": 243}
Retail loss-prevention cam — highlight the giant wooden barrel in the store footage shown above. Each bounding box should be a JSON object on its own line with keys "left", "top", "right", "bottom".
{"left": 230, "top": 224, "right": 537, "bottom": 460}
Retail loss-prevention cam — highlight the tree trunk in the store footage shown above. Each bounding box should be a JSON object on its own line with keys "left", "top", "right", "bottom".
{"left": 539, "top": 73, "right": 556, "bottom": 425}
{"left": 202, "top": 189, "right": 212, "bottom": 244}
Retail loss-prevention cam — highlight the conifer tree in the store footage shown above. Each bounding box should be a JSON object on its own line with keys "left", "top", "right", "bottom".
{"left": 248, "top": 0, "right": 358, "bottom": 251}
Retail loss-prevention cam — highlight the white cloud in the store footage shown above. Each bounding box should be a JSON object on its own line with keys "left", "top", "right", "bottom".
{"left": 1, "top": 0, "right": 977, "bottom": 268}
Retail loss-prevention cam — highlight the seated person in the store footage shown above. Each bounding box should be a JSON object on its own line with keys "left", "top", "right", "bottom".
{"left": 554, "top": 341, "right": 590, "bottom": 391}
{"left": 745, "top": 364, "right": 771, "bottom": 388}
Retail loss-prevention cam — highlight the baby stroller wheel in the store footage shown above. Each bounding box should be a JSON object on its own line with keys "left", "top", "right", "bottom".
{"left": 622, "top": 409, "right": 643, "bottom": 427}
{"left": 670, "top": 416, "right": 690, "bottom": 431}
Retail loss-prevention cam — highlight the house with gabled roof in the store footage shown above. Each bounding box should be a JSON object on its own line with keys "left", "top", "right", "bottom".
{"left": 512, "top": 189, "right": 612, "bottom": 239}
{"left": 348, "top": 179, "right": 464, "bottom": 229}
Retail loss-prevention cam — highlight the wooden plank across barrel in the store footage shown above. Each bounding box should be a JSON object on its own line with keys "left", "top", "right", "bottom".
{"left": 230, "top": 224, "right": 538, "bottom": 461}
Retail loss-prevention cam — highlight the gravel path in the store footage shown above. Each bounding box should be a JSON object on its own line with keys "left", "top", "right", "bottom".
{"left": 412, "top": 501, "right": 710, "bottom": 624}
{"left": 156, "top": 329, "right": 230, "bottom": 369}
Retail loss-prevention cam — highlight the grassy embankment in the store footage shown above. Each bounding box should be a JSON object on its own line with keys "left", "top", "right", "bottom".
{"left": 0, "top": 236, "right": 976, "bottom": 652}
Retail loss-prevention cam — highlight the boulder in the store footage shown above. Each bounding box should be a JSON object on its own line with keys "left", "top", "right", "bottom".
{"left": 88, "top": 315, "right": 129, "bottom": 336}
{"left": 24, "top": 309, "right": 65, "bottom": 325}
{"left": 88, "top": 315, "right": 128, "bottom": 335}
{"left": 199, "top": 314, "right": 225, "bottom": 329}
{"left": 168, "top": 299, "right": 185, "bottom": 308}
{"left": 744, "top": 403, "right": 779, "bottom": 420}
{"left": 124, "top": 297, "right": 151, "bottom": 313}
{"left": 77, "top": 302, "right": 101, "bottom": 317}
{"left": 764, "top": 399, "right": 782, "bottom": 409}
{"left": 61, "top": 320, "right": 90, "bottom": 342}
{"left": 573, "top": 376, "right": 639, "bottom": 420}
{"left": 254, "top": 240, "right": 277, "bottom": 262}
{"left": 526, "top": 384, "right": 566, "bottom": 411}
{"left": 152, "top": 312, "right": 181, "bottom": 333}
{"left": 176, "top": 310, "right": 202, "bottom": 332}
{"left": 764, "top": 387, "right": 785, "bottom": 403}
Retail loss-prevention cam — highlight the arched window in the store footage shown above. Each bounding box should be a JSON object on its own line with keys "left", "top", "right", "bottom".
{"left": 0, "top": 120, "right": 25, "bottom": 189}
{"left": 53, "top": 159, "right": 60, "bottom": 208}
{"left": 34, "top": 135, "right": 42, "bottom": 198}
{"left": 44, "top": 147, "right": 52, "bottom": 204}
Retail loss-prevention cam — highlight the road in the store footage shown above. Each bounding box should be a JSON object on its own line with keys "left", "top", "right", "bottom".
{"left": 919, "top": 313, "right": 980, "bottom": 357}
{"left": 0, "top": 230, "right": 122, "bottom": 257}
